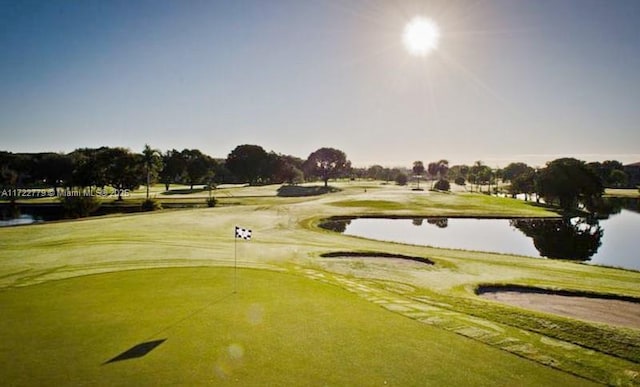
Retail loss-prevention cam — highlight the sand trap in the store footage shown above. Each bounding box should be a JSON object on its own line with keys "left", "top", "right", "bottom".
{"left": 320, "top": 251, "right": 434, "bottom": 265}
{"left": 478, "top": 285, "right": 640, "bottom": 330}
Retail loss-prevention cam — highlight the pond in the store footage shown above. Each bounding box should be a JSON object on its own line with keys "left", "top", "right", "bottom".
{"left": 0, "top": 214, "right": 43, "bottom": 227}
{"left": 320, "top": 200, "right": 640, "bottom": 271}
{"left": 0, "top": 203, "right": 149, "bottom": 227}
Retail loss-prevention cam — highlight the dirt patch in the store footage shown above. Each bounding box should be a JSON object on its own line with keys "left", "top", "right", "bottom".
{"left": 320, "top": 251, "right": 434, "bottom": 265}
{"left": 477, "top": 285, "right": 640, "bottom": 330}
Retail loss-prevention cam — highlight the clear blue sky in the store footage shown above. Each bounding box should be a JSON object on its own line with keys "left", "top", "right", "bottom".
{"left": 1, "top": 0, "right": 639, "bottom": 167}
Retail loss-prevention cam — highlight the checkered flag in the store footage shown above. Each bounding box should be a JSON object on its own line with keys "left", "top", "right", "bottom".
{"left": 235, "top": 226, "right": 252, "bottom": 240}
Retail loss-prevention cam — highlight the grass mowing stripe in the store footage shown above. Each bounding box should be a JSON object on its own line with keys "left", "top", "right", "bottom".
{"left": 0, "top": 267, "right": 593, "bottom": 386}
{"left": 2, "top": 183, "right": 639, "bottom": 385}
{"left": 298, "top": 267, "right": 639, "bottom": 386}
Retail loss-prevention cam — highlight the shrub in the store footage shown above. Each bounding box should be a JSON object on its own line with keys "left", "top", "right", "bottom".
{"left": 206, "top": 197, "right": 218, "bottom": 207}
{"left": 395, "top": 173, "right": 408, "bottom": 186}
{"left": 454, "top": 177, "right": 466, "bottom": 186}
{"left": 141, "top": 198, "right": 162, "bottom": 211}
{"left": 434, "top": 179, "right": 451, "bottom": 191}
{"left": 60, "top": 195, "right": 101, "bottom": 218}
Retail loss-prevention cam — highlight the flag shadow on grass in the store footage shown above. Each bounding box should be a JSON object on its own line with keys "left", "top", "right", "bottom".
{"left": 104, "top": 339, "right": 166, "bottom": 364}
{"left": 103, "top": 292, "right": 235, "bottom": 365}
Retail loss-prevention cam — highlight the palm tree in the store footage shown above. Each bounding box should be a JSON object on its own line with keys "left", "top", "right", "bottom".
{"left": 412, "top": 161, "right": 425, "bottom": 189}
{"left": 142, "top": 144, "right": 162, "bottom": 199}
{"left": 437, "top": 159, "right": 449, "bottom": 181}
{"left": 426, "top": 160, "right": 448, "bottom": 189}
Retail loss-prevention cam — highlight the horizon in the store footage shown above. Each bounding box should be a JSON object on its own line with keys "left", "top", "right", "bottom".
{"left": 2, "top": 0, "right": 639, "bottom": 169}
{"left": 2, "top": 144, "right": 639, "bottom": 170}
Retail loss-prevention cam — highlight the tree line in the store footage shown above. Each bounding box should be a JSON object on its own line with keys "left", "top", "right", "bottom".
{"left": 0, "top": 145, "right": 351, "bottom": 198}
{"left": 0, "top": 143, "right": 634, "bottom": 213}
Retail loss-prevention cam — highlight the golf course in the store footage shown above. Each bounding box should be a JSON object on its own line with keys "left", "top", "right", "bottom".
{"left": 1, "top": 182, "right": 639, "bottom": 386}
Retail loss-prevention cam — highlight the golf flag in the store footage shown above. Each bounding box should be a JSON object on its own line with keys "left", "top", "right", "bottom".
{"left": 235, "top": 226, "right": 252, "bottom": 240}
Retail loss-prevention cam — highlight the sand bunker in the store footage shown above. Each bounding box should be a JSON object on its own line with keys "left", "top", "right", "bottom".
{"left": 320, "top": 251, "right": 434, "bottom": 265}
{"left": 477, "top": 285, "right": 640, "bottom": 330}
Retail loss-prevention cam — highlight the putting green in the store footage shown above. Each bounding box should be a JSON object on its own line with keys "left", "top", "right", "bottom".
{"left": 0, "top": 267, "right": 592, "bottom": 386}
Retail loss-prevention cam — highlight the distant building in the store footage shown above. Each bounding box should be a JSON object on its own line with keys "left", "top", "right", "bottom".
{"left": 624, "top": 162, "right": 640, "bottom": 188}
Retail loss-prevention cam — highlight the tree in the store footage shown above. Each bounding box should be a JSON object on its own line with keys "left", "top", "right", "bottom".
{"left": 427, "top": 162, "right": 438, "bottom": 187}
{"left": 350, "top": 167, "right": 367, "bottom": 180}
{"left": 468, "top": 161, "right": 493, "bottom": 193}
{"left": 502, "top": 162, "right": 531, "bottom": 183}
{"left": 588, "top": 160, "right": 628, "bottom": 188}
{"left": 609, "top": 169, "right": 628, "bottom": 188}
{"left": 366, "top": 165, "right": 385, "bottom": 181}
{"left": 225, "top": 145, "right": 272, "bottom": 185}
{"left": 431, "top": 159, "right": 449, "bottom": 190}
{"left": 212, "top": 162, "right": 233, "bottom": 185}
{"left": 273, "top": 159, "right": 304, "bottom": 185}
{"left": 34, "top": 153, "right": 73, "bottom": 196}
{"left": 159, "top": 150, "right": 186, "bottom": 191}
{"left": 268, "top": 153, "right": 305, "bottom": 185}
{"left": 433, "top": 179, "right": 450, "bottom": 191}
{"left": 281, "top": 163, "right": 304, "bottom": 185}
{"left": 535, "top": 158, "right": 604, "bottom": 212}
{"left": 0, "top": 152, "right": 28, "bottom": 206}
{"left": 437, "top": 160, "right": 449, "bottom": 178}
{"left": 303, "top": 147, "right": 350, "bottom": 187}
{"left": 182, "top": 149, "right": 216, "bottom": 189}
{"left": 100, "top": 147, "right": 143, "bottom": 200}
{"left": 142, "top": 144, "right": 162, "bottom": 199}
{"left": 412, "top": 161, "right": 425, "bottom": 189}
{"left": 449, "top": 165, "right": 468, "bottom": 189}
{"left": 395, "top": 172, "right": 408, "bottom": 186}
{"left": 502, "top": 162, "right": 535, "bottom": 199}
{"left": 511, "top": 169, "right": 536, "bottom": 201}
{"left": 0, "top": 164, "right": 19, "bottom": 205}
{"left": 69, "top": 148, "right": 108, "bottom": 189}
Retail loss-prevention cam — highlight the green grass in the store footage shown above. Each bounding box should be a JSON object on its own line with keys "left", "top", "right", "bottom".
{"left": 409, "top": 286, "right": 640, "bottom": 363}
{"left": 604, "top": 188, "right": 640, "bottom": 198}
{"left": 1, "top": 182, "right": 639, "bottom": 385}
{"left": 329, "top": 191, "right": 557, "bottom": 217}
{"left": 0, "top": 267, "right": 593, "bottom": 386}
{"left": 330, "top": 199, "right": 408, "bottom": 210}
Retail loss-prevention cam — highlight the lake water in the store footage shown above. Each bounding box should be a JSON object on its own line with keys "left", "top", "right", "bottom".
{"left": 0, "top": 214, "right": 42, "bottom": 227}
{"left": 323, "top": 209, "right": 640, "bottom": 271}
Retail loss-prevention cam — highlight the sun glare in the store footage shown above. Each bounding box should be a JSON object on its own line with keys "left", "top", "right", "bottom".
{"left": 403, "top": 16, "right": 440, "bottom": 57}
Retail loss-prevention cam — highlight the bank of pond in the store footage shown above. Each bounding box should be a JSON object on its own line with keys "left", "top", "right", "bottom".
{"left": 319, "top": 199, "right": 640, "bottom": 271}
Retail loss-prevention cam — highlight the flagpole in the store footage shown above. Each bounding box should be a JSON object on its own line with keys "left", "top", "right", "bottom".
{"left": 234, "top": 226, "right": 237, "bottom": 294}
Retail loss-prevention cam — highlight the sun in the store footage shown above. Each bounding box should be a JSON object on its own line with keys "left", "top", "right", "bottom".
{"left": 403, "top": 16, "right": 440, "bottom": 57}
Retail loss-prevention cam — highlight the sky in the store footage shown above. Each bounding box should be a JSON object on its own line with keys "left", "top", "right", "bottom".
{"left": 1, "top": 0, "right": 639, "bottom": 168}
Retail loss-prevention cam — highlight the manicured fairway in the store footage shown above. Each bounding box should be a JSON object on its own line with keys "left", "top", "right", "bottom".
{"left": 0, "top": 267, "right": 593, "bottom": 386}
{"left": 2, "top": 183, "right": 639, "bottom": 385}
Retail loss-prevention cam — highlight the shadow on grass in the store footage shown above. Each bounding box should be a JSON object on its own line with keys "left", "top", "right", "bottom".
{"left": 161, "top": 188, "right": 207, "bottom": 195}
{"left": 105, "top": 339, "right": 166, "bottom": 364}
{"left": 103, "top": 292, "right": 234, "bottom": 365}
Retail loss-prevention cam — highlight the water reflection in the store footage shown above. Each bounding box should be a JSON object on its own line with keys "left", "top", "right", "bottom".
{"left": 318, "top": 218, "right": 351, "bottom": 233}
{"left": 427, "top": 218, "right": 448, "bottom": 228}
{"left": 321, "top": 202, "right": 639, "bottom": 270}
{"left": 510, "top": 218, "right": 603, "bottom": 262}
{"left": 0, "top": 214, "right": 40, "bottom": 227}
{"left": 413, "top": 218, "right": 448, "bottom": 228}
{"left": 592, "top": 197, "right": 640, "bottom": 218}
